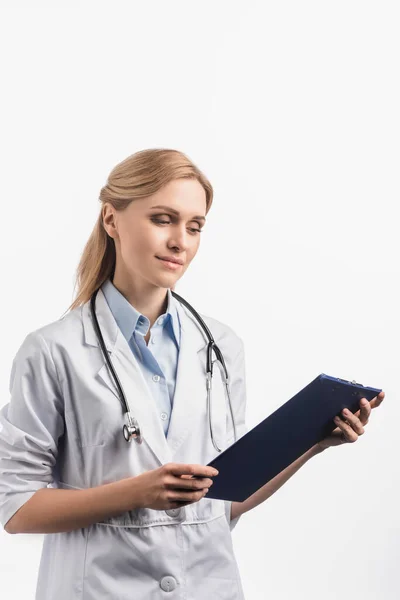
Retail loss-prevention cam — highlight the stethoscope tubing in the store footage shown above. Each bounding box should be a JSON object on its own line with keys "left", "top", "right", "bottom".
{"left": 90, "top": 287, "right": 237, "bottom": 451}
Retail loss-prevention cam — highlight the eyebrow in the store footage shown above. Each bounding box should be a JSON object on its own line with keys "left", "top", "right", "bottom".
{"left": 150, "top": 205, "right": 206, "bottom": 222}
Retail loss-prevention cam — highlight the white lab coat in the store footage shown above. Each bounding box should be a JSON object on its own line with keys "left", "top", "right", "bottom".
{"left": 0, "top": 288, "right": 248, "bottom": 599}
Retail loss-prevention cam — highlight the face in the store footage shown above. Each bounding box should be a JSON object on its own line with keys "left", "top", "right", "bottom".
{"left": 102, "top": 178, "right": 207, "bottom": 290}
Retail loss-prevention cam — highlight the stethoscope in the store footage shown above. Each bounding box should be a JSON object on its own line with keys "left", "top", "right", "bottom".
{"left": 90, "top": 287, "right": 237, "bottom": 453}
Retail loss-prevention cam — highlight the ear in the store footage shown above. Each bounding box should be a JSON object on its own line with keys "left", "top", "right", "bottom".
{"left": 102, "top": 203, "right": 118, "bottom": 239}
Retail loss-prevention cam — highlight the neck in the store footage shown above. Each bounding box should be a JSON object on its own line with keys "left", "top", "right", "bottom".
{"left": 111, "top": 274, "right": 169, "bottom": 328}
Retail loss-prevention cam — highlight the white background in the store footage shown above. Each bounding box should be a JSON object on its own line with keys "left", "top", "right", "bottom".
{"left": 0, "top": 1, "right": 399, "bottom": 598}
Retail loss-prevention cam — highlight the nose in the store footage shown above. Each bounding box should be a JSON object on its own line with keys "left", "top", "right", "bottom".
{"left": 168, "top": 224, "right": 192, "bottom": 251}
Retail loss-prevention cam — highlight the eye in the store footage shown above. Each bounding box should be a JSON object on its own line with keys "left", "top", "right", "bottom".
{"left": 151, "top": 217, "right": 203, "bottom": 234}
{"left": 151, "top": 218, "right": 171, "bottom": 225}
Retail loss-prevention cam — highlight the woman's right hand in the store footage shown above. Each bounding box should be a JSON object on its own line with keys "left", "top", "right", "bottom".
{"left": 128, "top": 463, "right": 219, "bottom": 511}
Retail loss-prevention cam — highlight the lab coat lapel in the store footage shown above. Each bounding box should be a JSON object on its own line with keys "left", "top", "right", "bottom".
{"left": 166, "top": 301, "right": 209, "bottom": 456}
{"left": 82, "top": 289, "right": 173, "bottom": 467}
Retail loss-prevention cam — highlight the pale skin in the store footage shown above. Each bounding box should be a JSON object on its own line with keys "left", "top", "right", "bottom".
{"left": 7, "top": 178, "right": 385, "bottom": 536}
{"left": 102, "top": 178, "right": 385, "bottom": 518}
{"left": 102, "top": 178, "right": 206, "bottom": 340}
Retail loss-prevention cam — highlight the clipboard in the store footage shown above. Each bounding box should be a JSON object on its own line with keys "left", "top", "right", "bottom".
{"left": 205, "top": 373, "right": 382, "bottom": 502}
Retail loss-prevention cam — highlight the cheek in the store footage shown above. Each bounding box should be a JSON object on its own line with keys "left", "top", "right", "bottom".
{"left": 191, "top": 238, "right": 201, "bottom": 257}
{"left": 121, "top": 233, "right": 140, "bottom": 256}
{"left": 183, "top": 245, "right": 199, "bottom": 269}
{"left": 120, "top": 222, "right": 153, "bottom": 253}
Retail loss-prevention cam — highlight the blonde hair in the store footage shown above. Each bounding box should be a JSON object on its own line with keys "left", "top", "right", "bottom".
{"left": 64, "top": 148, "right": 213, "bottom": 314}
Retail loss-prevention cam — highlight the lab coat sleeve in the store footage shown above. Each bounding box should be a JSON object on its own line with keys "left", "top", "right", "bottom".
{"left": 0, "top": 331, "right": 65, "bottom": 530}
{"left": 224, "top": 335, "right": 247, "bottom": 532}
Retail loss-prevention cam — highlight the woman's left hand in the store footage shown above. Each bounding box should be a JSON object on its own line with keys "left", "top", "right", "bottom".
{"left": 316, "top": 391, "right": 385, "bottom": 451}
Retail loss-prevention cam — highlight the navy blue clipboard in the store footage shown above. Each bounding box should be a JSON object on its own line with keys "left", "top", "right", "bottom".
{"left": 205, "top": 373, "right": 382, "bottom": 502}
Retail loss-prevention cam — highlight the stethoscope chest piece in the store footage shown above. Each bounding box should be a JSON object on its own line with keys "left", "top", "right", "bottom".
{"left": 90, "top": 287, "right": 237, "bottom": 451}
{"left": 123, "top": 414, "right": 143, "bottom": 444}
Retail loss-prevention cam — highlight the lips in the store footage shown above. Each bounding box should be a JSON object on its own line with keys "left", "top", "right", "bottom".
{"left": 156, "top": 256, "right": 184, "bottom": 265}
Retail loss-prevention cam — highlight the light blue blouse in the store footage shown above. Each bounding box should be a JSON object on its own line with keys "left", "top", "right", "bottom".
{"left": 101, "top": 278, "right": 181, "bottom": 437}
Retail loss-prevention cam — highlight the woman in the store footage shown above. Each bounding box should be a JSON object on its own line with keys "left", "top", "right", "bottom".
{"left": 0, "top": 148, "right": 384, "bottom": 599}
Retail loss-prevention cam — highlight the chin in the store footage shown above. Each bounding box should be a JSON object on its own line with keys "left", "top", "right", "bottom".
{"left": 152, "top": 274, "right": 181, "bottom": 288}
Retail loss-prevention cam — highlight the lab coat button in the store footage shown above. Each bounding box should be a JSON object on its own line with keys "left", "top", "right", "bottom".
{"left": 165, "top": 508, "right": 181, "bottom": 517}
{"left": 160, "top": 575, "right": 177, "bottom": 592}
{"left": 161, "top": 412, "right": 168, "bottom": 421}
{"left": 152, "top": 374, "right": 160, "bottom": 382}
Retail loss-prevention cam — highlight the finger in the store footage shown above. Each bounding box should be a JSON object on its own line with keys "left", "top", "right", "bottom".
{"left": 348, "top": 399, "right": 370, "bottom": 427}
{"left": 179, "top": 473, "right": 214, "bottom": 486}
{"left": 333, "top": 416, "right": 358, "bottom": 443}
{"left": 180, "top": 473, "right": 215, "bottom": 481}
{"left": 341, "top": 408, "right": 365, "bottom": 435}
{"left": 167, "top": 463, "right": 219, "bottom": 478}
{"left": 357, "top": 398, "right": 371, "bottom": 425}
{"left": 169, "top": 485, "right": 211, "bottom": 498}
{"left": 169, "top": 488, "right": 209, "bottom": 503}
{"left": 370, "top": 391, "right": 385, "bottom": 410}
{"left": 166, "top": 476, "right": 214, "bottom": 491}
